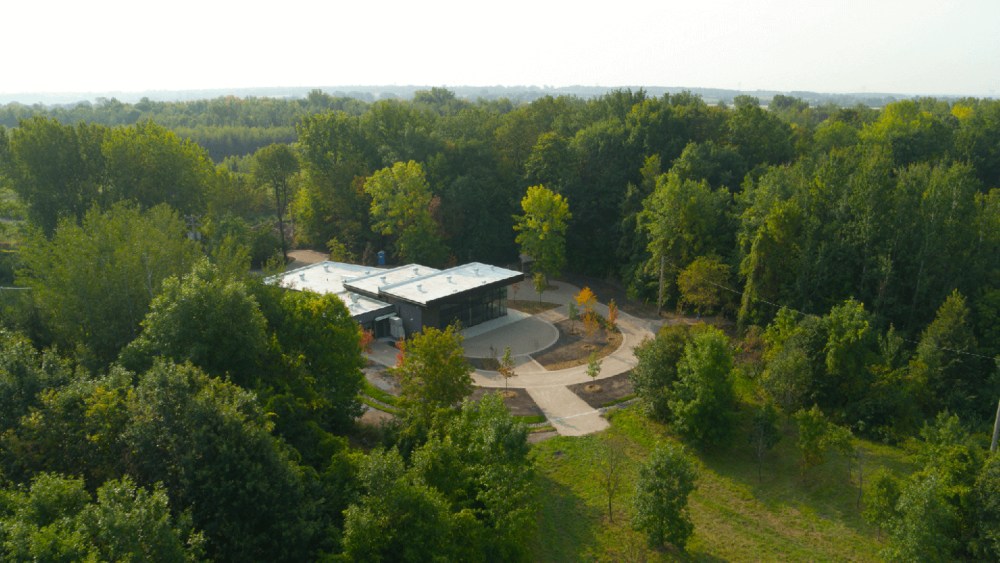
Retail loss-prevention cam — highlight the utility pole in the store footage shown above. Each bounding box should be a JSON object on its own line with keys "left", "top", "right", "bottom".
{"left": 991, "top": 397, "right": 1000, "bottom": 453}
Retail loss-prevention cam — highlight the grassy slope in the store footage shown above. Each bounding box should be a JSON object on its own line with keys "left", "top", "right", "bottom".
{"left": 529, "top": 406, "right": 914, "bottom": 562}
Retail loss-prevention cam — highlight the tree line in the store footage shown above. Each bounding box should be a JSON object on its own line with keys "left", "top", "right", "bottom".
{"left": 0, "top": 87, "right": 998, "bottom": 559}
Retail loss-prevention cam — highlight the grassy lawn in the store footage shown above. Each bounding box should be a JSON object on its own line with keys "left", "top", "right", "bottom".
{"left": 529, "top": 406, "right": 914, "bottom": 561}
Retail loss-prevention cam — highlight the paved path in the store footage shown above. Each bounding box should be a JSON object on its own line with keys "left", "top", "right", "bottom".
{"left": 366, "top": 280, "right": 657, "bottom": 437}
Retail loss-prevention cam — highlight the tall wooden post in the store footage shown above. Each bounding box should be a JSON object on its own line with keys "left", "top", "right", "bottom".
{"left": 991, "top": 397, "right": 1000, "bottom": 453}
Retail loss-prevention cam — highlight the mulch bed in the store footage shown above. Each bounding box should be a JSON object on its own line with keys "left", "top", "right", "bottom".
{"left": 469, "top": 387, "right": 544, "bottom": 417}
{"left": 530, "top": 319, "right": 622, "bottom": 369}
{"left": 567, "top": 371, "right": 635, "bottom": 409}
{"left": 507, "top": 300, "right": 561, "bottom": 314}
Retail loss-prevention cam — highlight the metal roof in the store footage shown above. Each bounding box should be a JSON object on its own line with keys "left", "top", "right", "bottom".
{"left": 269, "top": 260, "right": 523, "bottom": 313}
{"left": 379, "top": 262, "right": 523, "bottom": 305}
{"left": 268, "top": 262, "right": 393, "bottom": 318}
{"left": 342, "top": 263, "right": 441, "bottom": 298}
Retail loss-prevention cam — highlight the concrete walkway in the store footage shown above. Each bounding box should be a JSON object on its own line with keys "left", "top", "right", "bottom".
{"left": 365, "top": 280, "right": 657, "bottom": 437}
{"left": 467, "top": 281, "right": 655, "bottom": 436}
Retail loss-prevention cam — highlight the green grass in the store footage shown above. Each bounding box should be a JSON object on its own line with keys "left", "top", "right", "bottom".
{"left": 601, "top": 393, "right": 637, "bottom": 408}
{"left": 359, "top": 396, "right": 400, "bottom": 415}
{"left": 528, "top": 406, "right": 915, "bottom": 561}
{"left": 514, "top": 414, "right": 548, "bottom": 425}
{"left": 360, "top": 379, "right": 400, "bottom": 407}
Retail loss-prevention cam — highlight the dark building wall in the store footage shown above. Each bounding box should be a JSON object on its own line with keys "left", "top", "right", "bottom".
{"left": 394, "top": 301, "right": 424, "bottom": 337}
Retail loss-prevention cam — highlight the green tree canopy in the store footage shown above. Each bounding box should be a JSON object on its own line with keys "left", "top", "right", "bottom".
{"left": 632, "top": 443, "right": 697, "bottom": 550}
{"left": 252, "top": 143, "right": 299, "bottom": 259}
{"left": 392, "top": 324, "right": 473, "bottom": 426}
{"left": 0, "top": 473, "right": 204, "bottom": 562}
{"left": 513, "top": 184, "right": 571, "bottom": 280}
{"left": 364, "top": 160, "right": 448, "bottom": 266}
{"left": 16, "top": 203, "right": 201, "bottom": 369}
{"left": 120, "top": 259, "right": 268, "bottom": 384}
{"left": 668, "top": 325, "right": 737, "bottom": 448}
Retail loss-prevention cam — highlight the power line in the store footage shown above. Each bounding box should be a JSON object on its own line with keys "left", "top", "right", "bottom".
{"left": 704, "top": 280, "right": 997, "bottom": 361}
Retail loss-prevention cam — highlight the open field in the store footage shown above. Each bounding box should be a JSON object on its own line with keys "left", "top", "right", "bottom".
{"left": 529, "top": 406, "right": 915, "bottom": 561}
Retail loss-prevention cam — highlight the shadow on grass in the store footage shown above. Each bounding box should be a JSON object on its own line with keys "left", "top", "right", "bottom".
{"left": 530, "top": 472, "right": 603, "bottom": 561}
{"left": 695, "top": 423, "right": 914, "bottom": 539}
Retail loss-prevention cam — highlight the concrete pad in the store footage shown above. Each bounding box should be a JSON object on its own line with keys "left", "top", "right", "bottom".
{"left": 462, "top": 316, "right": 559, "bottom": 358}
{"left": 526, "top": 385, "right": 609, "bottom": 436}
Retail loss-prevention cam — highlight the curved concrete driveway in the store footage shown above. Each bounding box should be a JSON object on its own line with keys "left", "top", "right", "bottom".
{"left": 465, "top": 282, "right": 655, "bottom": 436}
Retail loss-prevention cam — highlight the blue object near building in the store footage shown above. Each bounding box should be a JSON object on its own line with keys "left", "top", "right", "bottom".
{"left": 377, "top": 250, "right": 386, "bottom": 266}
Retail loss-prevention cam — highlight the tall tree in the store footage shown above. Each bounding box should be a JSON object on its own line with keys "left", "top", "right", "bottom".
{"left": 0, "top": 473, "right": 204, "bottom": 562}
{"left": 16, "top": 203, "right": 200, "bottom": 369}
{"left": 102, "top": 120, "right": 214, "bottom": 214}
{"left": 364, "top": 160, "right": 448, "bottom": 266}
{"left": 668, "top": 325, "right": 737, "bottom": 448}
{"left": 641, "top": 172, "right": 731, "bottom": 309}
{"left": 513, "top": 185, "right": 571, "bottom": 281}
{"left": 910, "top": 290, "right": 991, "bottom": 419}
{"left": 6, "top": 117, "right": 106, "bottom": 234}
{"left": 120, "top": 259, "right": 268, "bottom": 385}
{"left": 630, "top": 325, "right": 690, "bottom": 421}
{"left": 252, "top": 143, "right": 299, "bottom": 260}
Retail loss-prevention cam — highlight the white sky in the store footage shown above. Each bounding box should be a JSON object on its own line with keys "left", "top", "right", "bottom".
{"left": 4, "top": 0, "right": 999, "bottom": 97}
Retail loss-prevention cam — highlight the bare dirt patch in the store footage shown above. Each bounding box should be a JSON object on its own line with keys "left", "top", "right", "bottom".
{"left": 568, "top": 371, "right": 635, "bottom": 409}
{"left": 469, "top": 387, "right": 544, "bottom": 417}
{"left": 531, "top": 319, "right": 623, "bottom": 370}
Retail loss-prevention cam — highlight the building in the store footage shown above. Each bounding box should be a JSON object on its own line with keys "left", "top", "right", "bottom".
{"left": 271, "top": 261, "right": 524, "bottom": 338}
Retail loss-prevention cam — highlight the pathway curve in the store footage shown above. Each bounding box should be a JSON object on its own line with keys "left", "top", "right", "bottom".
{"left": 366, "top": 281, "right": 658, "bottom": 437}
{"left": 467, "top": 281, "right": 656, "bottom": 436}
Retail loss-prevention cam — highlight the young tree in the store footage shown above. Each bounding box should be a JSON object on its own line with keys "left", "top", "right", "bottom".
{"left": 794, "top": 405, "right": 830, "bottom": 474}
{"left": 513, "top": 185, "right": 571, "bottom": 281}
{"left": 498, "top": 345, "right": 516, "bottom": 391}
{"left": 364, "top": 160, "right": 448, "bottom": 266}
{"left": 633, "top": 443, "right": 697, "bottom": 550}
{"left": 587, "top": 351, "right": 602, "bottom": 382}
{"left": 575, "top": 286, "right": 599, "bottom": 338}
{"left": 864, "top": 469, "right": 901, "bottom": 539}
{"left": 533, "top": 272, "right": 547, "bottom": 303}
{"left": 749, "top": 403, "right": 782, "bottom": 481}
{"left": 567, "top": 301, "right": 579, "bottom": 334}
{"left": 668, "top": 325, "right": 737, "bottom": 448}
{"left": 596, "top": 434, "right": 627, "bottom": 522}
{"left": 793, "top": 405, "right": 854, "bottom": 476}
{"left": 607, "top": 298, "right": 619, "bottom": 332}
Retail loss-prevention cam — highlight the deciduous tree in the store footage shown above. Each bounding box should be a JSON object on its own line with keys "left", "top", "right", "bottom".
{"left": 392, "top": 325, "right": 473, "bottom": 423}
{"left": 16, "top": 203, "right": 200, "bottom": 369}
{"left": 668, "top": 325, "right": 737, "bottom": 448}
{"left": 364, "top": 160, "right": 448, "bottom": 266}
{"left": 252, "top": 143, "right": 299, "bottom": 260}
{"left": 633, "top": 443, "right": 697, "bottom": 550}
{"left": 513, "top": 185, "right": 571, "bottom": 281}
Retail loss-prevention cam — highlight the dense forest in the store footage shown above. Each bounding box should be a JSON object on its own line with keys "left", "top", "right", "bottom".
{"left": 0, "top": 88, "right": 997, "bottom": 560}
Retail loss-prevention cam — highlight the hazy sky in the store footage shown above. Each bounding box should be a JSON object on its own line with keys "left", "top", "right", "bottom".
{"left": 5, "top": 0, "right": 998, "bottom": 97}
